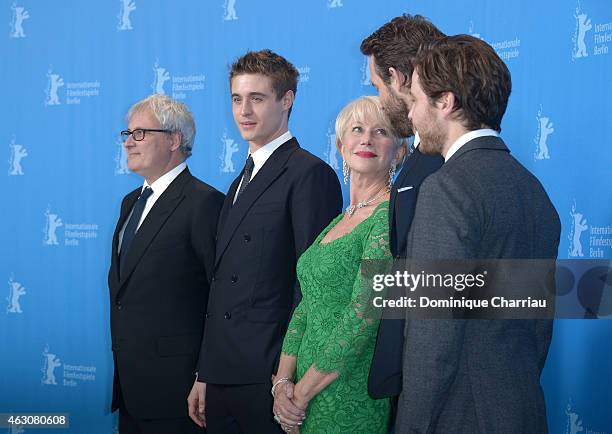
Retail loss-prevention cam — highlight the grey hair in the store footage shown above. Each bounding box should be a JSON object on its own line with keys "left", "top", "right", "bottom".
{"left": 127, "top": 94, "right": 196, "bottom": 158}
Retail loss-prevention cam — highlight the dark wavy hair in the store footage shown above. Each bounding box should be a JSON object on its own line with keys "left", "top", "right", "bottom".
{"left": 360, "top": 14, "right": 445, "bottom": 85}
{"left": 414, "top": 35, "right": 512, "bottom": 132}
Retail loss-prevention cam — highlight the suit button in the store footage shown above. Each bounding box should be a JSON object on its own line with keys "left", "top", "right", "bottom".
{"left": 231, "top": 275, "right": 238, "bottom": 283}
{"left": 395, "top": 255, "right": 400, "bottom": 260}
{"left": 243, "top": 234, "right": 251, "bottom": 242}
{"left": 224, "top": 312, "right": 231, "bottom": 320}
{"left": 211, "top": 274, "right": 216, "bottom": 282}
{"left": 205, "top": 313, "right": 210, "bottom": 319}
{"left": 116, "top": 302, "right": 122, "bottom": 310}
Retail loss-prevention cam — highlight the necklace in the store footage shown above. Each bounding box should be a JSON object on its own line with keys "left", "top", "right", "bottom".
{"left": 345, "top": 186, "right": 389, "bottom": 217}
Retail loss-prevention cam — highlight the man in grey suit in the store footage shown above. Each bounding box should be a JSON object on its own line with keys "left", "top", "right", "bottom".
{"left": 397, "top": 35, "right": 561, "bottom": 433}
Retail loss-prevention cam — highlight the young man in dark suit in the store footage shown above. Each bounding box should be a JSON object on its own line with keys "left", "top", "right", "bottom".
{"left": 188, "top": 50, "right": 342, "bottom": 434}
{"left": 398, "top": 35, "right": 560, "bottom": 433}
{"left": 360, "top": 15, "right": 444, "bottom": 427}
{"left": 108, "top": 94, "right": 224, "bottom": 433}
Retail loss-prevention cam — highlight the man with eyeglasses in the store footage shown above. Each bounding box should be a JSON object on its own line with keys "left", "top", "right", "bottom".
{"left": 108, "top": 94, "right": 223, "bottom": 433}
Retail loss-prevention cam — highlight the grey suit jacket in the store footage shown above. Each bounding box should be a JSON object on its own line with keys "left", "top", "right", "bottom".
{"left": 397, "top": 136, "right": 560, "bottom": 434}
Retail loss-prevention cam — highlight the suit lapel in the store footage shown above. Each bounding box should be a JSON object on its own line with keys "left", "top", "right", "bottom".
{"left": 118, "top": 168, "right": 191, "bottom": 289}
{"left": 110, "top": 188, "right": 140, "bottom": 286}
{"left": 214, "top": 138, "right": 298, "bottom": 268}
{"left": 216, "top": 171, "right": 243, "bottom": 240}
{"left": 390, "top": 148, "right": 421, "bottom": 230}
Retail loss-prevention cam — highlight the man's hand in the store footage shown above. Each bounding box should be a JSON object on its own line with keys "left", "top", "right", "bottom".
{"left": 187, "top": 379, "right": 206, "bottom": 427}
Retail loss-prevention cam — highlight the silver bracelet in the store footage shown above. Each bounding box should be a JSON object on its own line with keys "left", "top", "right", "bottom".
{"left": 271, "top": 377, "right": 293, "bottom": 397}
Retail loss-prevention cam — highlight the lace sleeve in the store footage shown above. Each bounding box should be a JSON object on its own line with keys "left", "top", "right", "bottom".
{"left": 281, "top": 298, "right": 308, "bottom": 357}
{"left": 312, "top": 208, "right": 391, "bottom": 376}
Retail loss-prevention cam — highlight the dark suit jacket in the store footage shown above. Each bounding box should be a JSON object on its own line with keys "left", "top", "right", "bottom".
{"left": 108, "top": 167, "right": 224, "bottom": 419}
{"left": 196, "top": 137, "right": 342, "bottom": 385}
{"left": 397, "top": 136, "right": 561, "bottom": 434}
{"left": 368, "top": 147, "right": 443, "bottom": 399}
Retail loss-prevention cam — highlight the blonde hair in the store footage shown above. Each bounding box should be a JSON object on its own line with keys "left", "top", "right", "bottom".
{"left": 335, "top": 96, "right": 406, "bottom": 163}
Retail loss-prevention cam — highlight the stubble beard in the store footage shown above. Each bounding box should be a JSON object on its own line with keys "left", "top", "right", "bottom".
{"left": 384, "top": 89, "right": 414, "bottom": 138}
{"left": 417, "top": 111, "right": 447, "bottom": 156}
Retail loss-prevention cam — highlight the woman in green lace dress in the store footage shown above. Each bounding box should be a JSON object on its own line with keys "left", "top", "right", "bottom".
{"left": 272, "top": 96, "right": 406, "bottom": 434}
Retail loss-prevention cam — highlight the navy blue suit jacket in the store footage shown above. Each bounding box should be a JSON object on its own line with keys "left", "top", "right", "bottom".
{"left": 109, "top": 168, "right": 224, "bottom": 419}
{"left": 197, "top": 138, "right": 342, "bottom": 384}
{"left": 368, "top": 146, "right": 443, "bottom": 399}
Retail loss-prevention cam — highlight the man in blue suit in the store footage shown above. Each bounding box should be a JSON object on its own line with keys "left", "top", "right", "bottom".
{"left": 360, "top": 15, "right": 444, "bottom": 431}
{"left": 109, "top": 95, "right": 223, "bottom": 433}
{"left": 187, "top": 49, "right": 342, "bottom": 434}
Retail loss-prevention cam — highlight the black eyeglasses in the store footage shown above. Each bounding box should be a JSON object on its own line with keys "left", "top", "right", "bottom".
{"left": 120, "top": 128, "right": 171, "bottom": 142}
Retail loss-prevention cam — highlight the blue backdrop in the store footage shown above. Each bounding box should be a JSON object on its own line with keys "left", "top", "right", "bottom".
{"left": 2, "top": 1, "right": 611, "bottom": 433}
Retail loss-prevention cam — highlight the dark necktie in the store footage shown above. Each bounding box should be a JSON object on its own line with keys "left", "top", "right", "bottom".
{"left": 119, "top": 186, "right": 153, "bottom": 277}
{"left": 235, "top": 155, "right": 254, "bottom": 201}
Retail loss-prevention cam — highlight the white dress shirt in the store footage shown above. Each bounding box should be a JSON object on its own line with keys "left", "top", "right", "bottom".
{"left": 232, "top": 131, "right": 293, "bottom": 204}
{"left": 118, "top": 162, "right": 187, "bottom": 252}
{"left": 444, "top": 129, "right": 499, "bottom": 162}
{"left": 413, "top": 131, "right": 420, "bottom": 149}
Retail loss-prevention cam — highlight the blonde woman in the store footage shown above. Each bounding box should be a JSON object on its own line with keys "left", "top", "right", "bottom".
{"left": 272, "top": 96, "right": 406, "bottom": 433}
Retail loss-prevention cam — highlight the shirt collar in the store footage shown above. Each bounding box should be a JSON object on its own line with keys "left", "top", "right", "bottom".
{"left": 143, "top": 162, "right": 187, "bottom": 194}
{"left": 444, "top": 129, "right": 499, "bottom": 162}
{"left": 413, "top": 131, "right": 420, "bottom": 149}
{"left": 249, "top": 131, "right": 293, "bottom": 170}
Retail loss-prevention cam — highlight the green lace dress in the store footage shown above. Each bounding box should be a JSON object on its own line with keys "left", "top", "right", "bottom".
{"left": 281, "top": 201, "right": 391, "bottom": 434}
